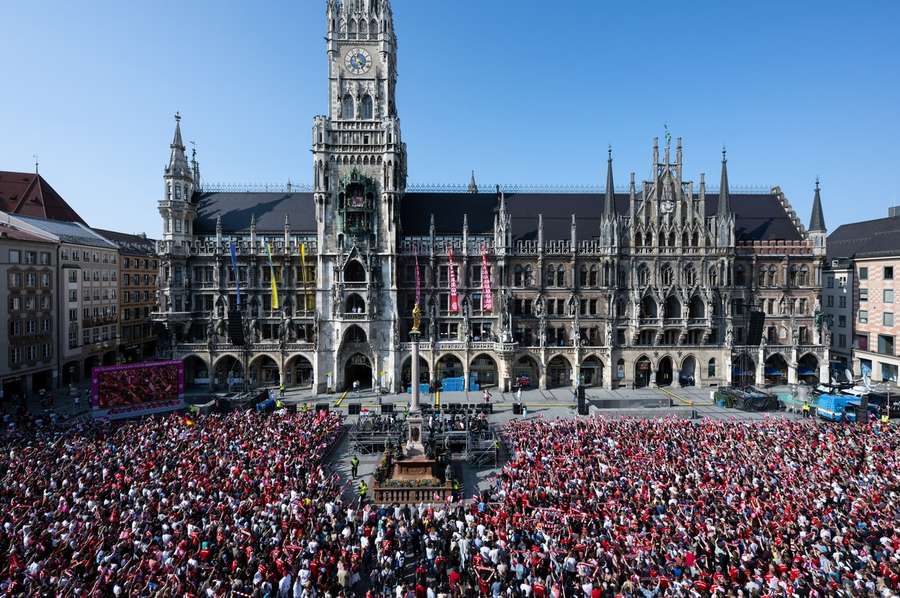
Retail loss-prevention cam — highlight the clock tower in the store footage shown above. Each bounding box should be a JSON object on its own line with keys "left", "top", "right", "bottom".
{"left": 312, "top": 0, "right": 407, "bottom": 392}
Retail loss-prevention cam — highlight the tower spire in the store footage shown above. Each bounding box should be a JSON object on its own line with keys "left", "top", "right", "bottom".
{"left": 808, "top": 178, "right": 827, "bottom": 232}
{"left": 604, "top": 146, "right": 615, "bottom": 218}
{"left": 717, "top": 146, "right": 730, "bottom": 219}
{"left": 166, "top": 112, "right": 191, "bottom": 179}
{"left": 467, "top": 171, "right": 478, "bottom": 194}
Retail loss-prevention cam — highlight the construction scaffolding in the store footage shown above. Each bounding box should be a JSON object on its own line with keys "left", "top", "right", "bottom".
{"left": 349, "top": 413, "right": 404, "bottom": 455}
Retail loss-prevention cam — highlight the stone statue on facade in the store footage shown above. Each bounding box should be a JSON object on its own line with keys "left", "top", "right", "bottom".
{"left": 606, "top": 325, "right": 614, "bottom": 348}
{"left": 533, "top": 295, "right": 544, "bottom": 318}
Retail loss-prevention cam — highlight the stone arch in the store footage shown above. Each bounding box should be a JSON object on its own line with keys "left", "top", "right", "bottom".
{"left": 469, "top": 353, "right": 499, "bottom": 389}
{"left": 634, "top": 355, "right": 652, "bottom": 388}
{"left": 360, "top": 94, "right": 373, "bottom": 119}
{"left": 344, "top": 259, "right": 366, "bottom": 282}
{"left": 435, "top": 353, "right": 464, "bottom": 384}
{"left": 182, "top": 354, "right": 210, "bottom": 388}
{"left": 664, "top": 294, "right": 681, "bottom": 319}
{"left": 401, "top": 355, "right": 430, "bottom": 390}
{"left": 343, "top": 352, "right": 373, "bottom": 390}
{"left": 733, "top": 352, "right": 755, "bottom": 386}
{"left": 547, "top": 354, "right": 572, "bottom": 389}
{"left": 656, "top": 355, "right": 674, "bottom": 387}
{"left": 764, "top": 353, "right": 789, "bottom": 384}
{"left": 213, "top": 354, "right": 244, "bottom": 389}
{"left": 341, "top": 94, "right": 354, "bottom": 120}
{"left": 512, "top": 354, "right": 540, "bottom": 388}
{"left": 689, "top": 295, "right": 705, "bottom": 319}
{"left": 345, "top": 293, "right": 366, "bottom": 314}
{"left": 798, "top": 352, "right": 820, "bottom": 384}
{"left": 285, "top": 354, "right": 314, "bottom": 389}
{"left": 342, "top": 324, "right": 368, "bottom": 345}
{"left": 580, "top": 354, "right": 604, "bottom": 387}
{"left": 249, "top": 354, "right": 280, "bottom": 387}
{"left": 640, "top": 296, "right": 657, "bottom": 319}
{"left": 679, "top": 355, "right": 697, "bottom": 387}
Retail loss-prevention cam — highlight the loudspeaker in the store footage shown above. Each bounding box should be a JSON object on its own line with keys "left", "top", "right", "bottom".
{"left": 348, "top": 403, "right": 361, "bottom": 415}
{"left": 748, "top": 311, "right": 765, "bottom": 346}
{"left": 315, "top": 403, "right": 329, "bottom": 413}
{"left": 577, "top": 394, "right": 588, "bottom": 415}
{"left": 577, "top": 386, "right": 586, "bottom": 401}
{"left": 512, "top": 403, "right": 523, "bottom": 415}
{"left": 381, "top": 403, "right": 394, "bottom": 414}
{"left": 228, "top": 310, "right": 245, "bottom": 347}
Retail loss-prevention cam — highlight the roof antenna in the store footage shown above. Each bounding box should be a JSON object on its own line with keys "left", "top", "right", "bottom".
{"left": 33, "top": 154, "right": 39, "bottom": 175}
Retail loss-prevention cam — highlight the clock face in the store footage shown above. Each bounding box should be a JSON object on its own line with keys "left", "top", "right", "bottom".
{"left": 345, "top": 48, "right": 371, "bottom": 75}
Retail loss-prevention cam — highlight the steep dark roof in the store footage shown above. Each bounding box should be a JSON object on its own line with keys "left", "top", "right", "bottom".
{"left": 194, "top": 192, "right": 316, "bottom": 233}
{"left": 400, "top": 192, "right": 803, "bottom": 242}
{"left": 0, "top": 171, "right": 86, "bottom": 224}
{"left": 93, "top": 228, "right": 157, "bottom": 255}
{"left": 808, "top": 182, "right": 826, "bottom": 232}
{"left": 827, "top": 216, "right": 900, "bottom": 260}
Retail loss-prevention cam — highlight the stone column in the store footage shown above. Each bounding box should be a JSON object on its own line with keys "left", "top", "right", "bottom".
{"left": 410, "top": 331, "right": 420, "bottom": 412}
{"left": 788, "top": 346, "right": 799, "bottom": 385}
{"left": 756, "top": 348, "right": 766, "bottom": 386}
{"left": 602, "top": 353, "right": 613, "bottom": 389}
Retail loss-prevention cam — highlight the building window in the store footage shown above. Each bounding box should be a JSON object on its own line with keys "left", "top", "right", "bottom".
{"left": 860, "top": 288, "right": 868, "bottom": 302}
{"left": 859, "top": 310, "right": 868, "bottom": 324}
{"left": 69, "top": 309, "right": 78, "bottom": 322}
{"left": 885, "top": 266, "right": 894, "bottom": 280}
{"left": 877, "top": 334, "right": 895, "bottom": 356}
{"left": 885, "top": 289, "right": 895, "bottom": 303}
{"left": 883, "top": 363, "right": 899, "bottom": 383}
{"left": 838, "top": 315, "right": 846, "bottom": 328}
{"left": 9, "top": 249, "right": 20, "bottom": 263}
{"left": 855, "top": 334, "right": 869, "bottom": 351}
{"left": 884, "top": 312, "right": 894, "bottom": 327}
{"left": 826, "top": 276, "right": 834, "bottom": 288}
{"left": 708, "top": 359, "right": 716, "bottom": 377}
{"left": 839, "top": 296, "right": 846, "bottom": 309}
{"left": 826, "top": 296, "right": 834, "bottom": 308}
{"left": 859, "top": 267, "right": 868, "bottom": 280}
{"left": 838, "top": 334, "right": 846, "bottom": 348}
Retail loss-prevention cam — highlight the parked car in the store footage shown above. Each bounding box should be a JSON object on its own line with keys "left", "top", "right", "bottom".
{"left": 514, "top": 375, "right": 531, "bottom": 389}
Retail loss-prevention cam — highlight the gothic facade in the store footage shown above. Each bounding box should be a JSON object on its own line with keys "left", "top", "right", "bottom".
{"left": 154, "top": 0, "right": 830, "bottom": 394}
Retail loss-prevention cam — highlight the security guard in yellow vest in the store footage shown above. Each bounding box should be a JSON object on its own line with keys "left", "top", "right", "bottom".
{"left": 802, "top": 401, "right": 811, "bottom": 418}
{"left": 350, "top": 455, "right": 360, "bottom": 478}
{"left": 358, "top": 480, "right": 368, "bottom": 503}
{"left": 452, "top": 478, "right": 461, "bottom": 496}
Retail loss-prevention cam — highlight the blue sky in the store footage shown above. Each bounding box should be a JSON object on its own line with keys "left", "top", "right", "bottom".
{"left": 2, "top": 0, "right": 898, "bottom": 235}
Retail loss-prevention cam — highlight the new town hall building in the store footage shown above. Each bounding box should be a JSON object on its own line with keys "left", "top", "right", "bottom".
{"left": 154, "top": 0, "right": 830, "bottom": 394}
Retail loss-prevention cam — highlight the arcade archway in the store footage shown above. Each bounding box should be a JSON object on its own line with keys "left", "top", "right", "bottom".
{"left": 764, "top": 353, "right": 789, "bottom": 384}
{"left": 513, "top": 355, "right": 540, "bottom": 389}
{"left": 470, "top": 354, "right": 499, "bottom": 389}
{"left": 285, "top": 355, "right": 314, "bottom": 388}
{"left": 249, "top": 355, "right": 280, "bottom": 387}
{"left": 183, "top": 355, "right": 209, "bottom": 388}
{"left": 679, "top": 356, "right": 697, "bottom": 387}
{"left": 580, "top": 355, "right": 604, "bottom": 387}
{"left": 547, "top": 355, "right": 572, "bottom": 389}
{"left": 798, "top": 353, "right": 820, "bottom": 384}
{"left": 214, "top": 355, "right": 243, "bottom": 390}
{"left": 401, "top": 356, "right": 430, "bottom": 390}
{"left": 656, "top": 356, "right": 674, "bottom": 387}
{"left": 733, "top": 353, "right": 755, "bottom": 387}
{"left": 635, "top": 356, "right": 652, "bottom": 388}
{"left": 344, "top": 353, "right": 373, "bottom": 390}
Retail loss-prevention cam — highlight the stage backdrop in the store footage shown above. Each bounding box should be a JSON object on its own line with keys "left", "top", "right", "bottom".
{"left": 91, "top": 361, "right": 185, "bottom": 409}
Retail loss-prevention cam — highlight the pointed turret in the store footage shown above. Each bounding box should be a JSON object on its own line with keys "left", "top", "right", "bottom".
{"left": 809, "top": 178, "right": 826, "bottom": 233}
{"left": 717, "top": 147, "right": 731, "bottom": 219}
{"left": 467, "top": 171, "right": 478, "bottom": 194}
{"left": 166, "top": 113, "right": 191, "bottom": 180}
{"left": 191, "top": 145, "right": 200, "bottom": 190}
{"left": 605, "top": 146, "right": 615, "bottom": 218}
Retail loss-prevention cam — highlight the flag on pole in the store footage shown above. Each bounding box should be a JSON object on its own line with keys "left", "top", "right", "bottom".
{"left": 447, "top": 246, "right": 459, "bottom": 313}
{"left": 229, "top": 241, "right": 241, "bottom": 307}
{"left": 414, "top": 246, "right": 422, "bottom": 307}
{"left": 266, "top": 242, "right": 279, "bottom": 310}
{"left": 481, "top": 244, "right": 493, "bottom": 312}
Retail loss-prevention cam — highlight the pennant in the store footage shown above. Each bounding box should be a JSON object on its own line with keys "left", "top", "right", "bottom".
{"left": 447, "top": 246, "right": 459, "bottom": 313}
{"left": 266, "top": 242, "right": 279, "bottom": 310}
{"left": 229, "top": 241, "right": 241, "bottom": 307}
{"left": 414, "top": 246, "right": 422, "bottom": 307}
{"left": 481, "top": 244, "right": 493, "bottom": 312}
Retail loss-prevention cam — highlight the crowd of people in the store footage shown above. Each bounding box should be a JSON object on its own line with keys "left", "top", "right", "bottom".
{"left": 94, "top": 363, "right": 181, "bottom": 409}
{"left": 3, "top": 406, "right": 900, "bottom": 597}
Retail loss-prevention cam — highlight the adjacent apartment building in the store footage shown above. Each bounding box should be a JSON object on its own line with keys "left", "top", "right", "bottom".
{"left": 827, "top": 207, "right": 900, "bottom": 383}
{"left": 0, "top": 220, "right": 57, "bottom": 399}
{"left": 93, "top": 229, "right": 159, "bottom": 361}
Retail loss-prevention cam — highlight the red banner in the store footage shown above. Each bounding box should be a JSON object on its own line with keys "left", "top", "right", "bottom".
{"left": 414, "top": 246, "right": 422, "bottom": 307}
{"left": 481, "top": 244, "right": 493, "bottom": 312}
{"left": 448, "top": 246, "right": 459, "bottom": 313}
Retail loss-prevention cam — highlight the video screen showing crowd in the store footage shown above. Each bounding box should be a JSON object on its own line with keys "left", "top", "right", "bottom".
{"left": 90, "top": 361, "right": 184, "bottom": 413}
{"left": 2, "top": 408, "right": 899, "bottom": 595}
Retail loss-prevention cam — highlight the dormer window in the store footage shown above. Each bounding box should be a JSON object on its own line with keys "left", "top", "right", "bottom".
{"left": 174, "top": 184, "right": 182, "bottom": 200}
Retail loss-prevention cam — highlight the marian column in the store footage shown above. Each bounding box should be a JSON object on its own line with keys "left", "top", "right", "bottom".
{"left": 407, "top": 304, "right": 425, "bottom": 453}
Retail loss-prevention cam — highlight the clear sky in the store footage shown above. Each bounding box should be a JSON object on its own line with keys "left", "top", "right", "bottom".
{"left": 2, "top": 0, "right": 898, "bottom": 236}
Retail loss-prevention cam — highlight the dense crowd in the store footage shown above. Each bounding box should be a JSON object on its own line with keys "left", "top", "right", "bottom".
{"left": 2, "top": 409, "right": 900, "bottom": 597}
{"left": 95, "top": 364, "right": 181, "bottom": 408}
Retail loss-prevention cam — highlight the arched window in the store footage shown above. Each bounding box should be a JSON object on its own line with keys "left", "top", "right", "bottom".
{"left": 661, "top": 265, "right": 673, "bottom": 287}
{"left": 579, "top": 265, "right": 588, "bottom": 287}
{"left": 767, "top": 266, "right": 776, "bottom": 287}
{"left": 799, "top": 266, "right": 809, "bottom": 287}
{"left": 555, "top": 265, "right": 565, "bottom": 287}
{"left": 668, "top": 232, "right": 676, "bottom": 247}
{"left": 681, "top": 232, "right": 689, "bottom": 247}
{"left": 524, "top": 265, "right": 534, "bottom": 287}
{"left": 361, "top": 95, "right": 373, "bottom": 119}
{"left": 341, "top": 95, "right": 354, "bottom": 120}
{"left": 514, "top": 265, "right": 524, "bottom": 287}
{"left": 709, "top": 266, "right": 719, "bottom": 287}
{"left": 734, "top": 265, "right": 746, "bottom": 286}
{"left": 635, "top": 232, "right": 643, "bottom": 247}
{"left": 789, "top": 265, "right": 798, "bottom": 287}
{"left": 546, "top": 265, "right": 556, "bottom": 287}
{"left": 683, "top": 266, "right": 696, "bottom": 287}
{"left": 638, "top": 265, "right": 650, "bottom": 287}
{"left": 589, "top": 265, "right": 598, "bottom": 287}
{"left": 692, "top": 232, "right": 699, "bottom": 247}
{"left": 659, "top": 232, "right": 666, "bottom": 247}
{"left": 344, "top": 260, "right": 366, "bottom": 283}
{"left": 708, "top": 359, "right": 716, "bottom": 377}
